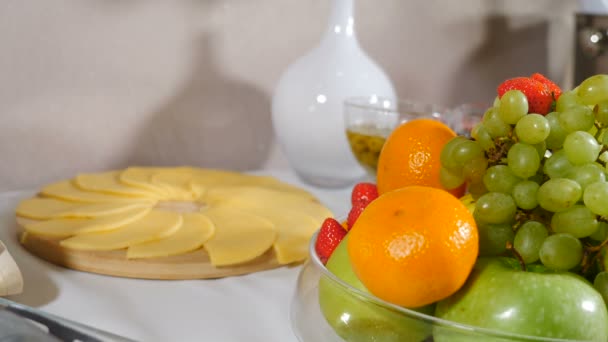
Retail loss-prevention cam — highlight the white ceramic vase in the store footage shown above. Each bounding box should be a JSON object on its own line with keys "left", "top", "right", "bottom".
{"left": 271, "top": 0, "right": 396, "bottom": 188}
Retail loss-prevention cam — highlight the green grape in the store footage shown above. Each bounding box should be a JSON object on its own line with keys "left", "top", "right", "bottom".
{"left": 563, "top": 131, "right": 601, "bottom": 165}
{"left": 498, "top": 90, "right": 528, "bottom": 124}
{"left": 468, "top": 181, "right": 488, "bottom": 200}
{"left": 471, "top": 123, "right": 495, "bottom": 151}
{"left": 512, "top": 180, "right": 540, "bottom": 210}
{"left": 533, "top": 140, "right": 547, "bottom": 160}
{"left": 507, "top": 142, "right": 540, "bottom": 179}
{"left": 594, "top": 272, "right": 608, "bottom": 305}
{"left": 577, "top": 74, "right": 608, "bottom": 105}
{"left": 439, "top": 167, "right": 464, "bottom": 190}
{"left": 483, "top": 165, "right": 521, "bottom": 194}
{"left": 551, "top": 204, "right": 599, "bottom": 238}
{"left": 595, "top": 101, "right": 608, "bottom": 125}
{"left": 477, "top": 222, "right": 514, "bottom": 257}
{"left": 589, "top": 123, "right": 599, "bottom": 137}
{"left": 600, "top": 151, "right": 608, "bottom": 165}
{"left": 545, "top": 112, "right": 568, "bottom": 149}
{"left": 474, "top": 192, "right": 517, "bottom": 224}
{"left": 559, "top": 105, "right": 595, "bottom": 133}
{"left": 543, "top": 149, "right": 573, "bottom": 179}
{"left": 513, "top": 221, "right": 548, "bottom": 264}
{"left": 602, "top": 130, "right": 608, "bottom": 146}
{"left": 539, "top": 233, "right": 583, "bottom": 271}
{"left": 583, "top": 181, "right": 608, "bottom": 216}
{"left": 451, "top": 139, "right": 484, "bottom": 167}
{"left": 590, "top": 221, "right": 608, "bottom": 241}
{"left": 462, "top": 156, "right": 488, "bottom": 184}
{"left": 514, "top": 114, "right": 550, "bottom": 144}
{"left": 483, "top": 108, "right": 511, "bottom": 138}
{"left": 565, "top": 162, "right": 606, "bottom": 191}
{"left": 440, "top": 136, "right": 468, "bottom": 171}
{"left": 556, "top": 90, "right": 581, "bottom": 112}
{"left": 537, "top": 178, "right": 582, "bottom": 212}
{"left": 493, "top": 96, "right": 501, "bottom": 108}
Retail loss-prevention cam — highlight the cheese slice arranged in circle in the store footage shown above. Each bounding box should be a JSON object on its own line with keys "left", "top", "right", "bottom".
{"left": 16, "top": 198, "right": 152, "bottom": 220}
{"left": 17, "top": 198, "right": 81, "bottom": 219}
{"left": 190, "top": 169, "right": 252, "bottom": 189}
{"left": 127, "top": 212, "right": 215, "bottom": 259}
{"left": 60, "top": 210, "right": 183, "bottom": 251}
{"left": 23, "top": 207, "right": 152, "bottom": 237}
{"left": 119, "top": 167, "right": 173, "bottom": 197}
{"left": 190, "top": 170, "right": 316, "bottom": 199}
{"left": 41, "top": 180, "right": 153, "bottom": 204}
{"left": 201, "top": 206, "right": 276, "bottom": 266}
{"left": 16, "top": 167, "right": 333, "bottom": 269}
{"left": 75, "top": 171, "right": 163, "bottom": 199}
{"left": 151, "top": 168, "right": 202, "bottom": 201}
{"left": 228, "top": 202, "right": 320, "bottom": 264}
{"left": 206, "top": 186, "right": 332, "bottom": 222}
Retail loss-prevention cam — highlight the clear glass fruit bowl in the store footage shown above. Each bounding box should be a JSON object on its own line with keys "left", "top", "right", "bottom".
{"left": 290, "top": 231, "right": 589, "bottom": 342}
{"left": 343, "top": 96, "right": 448, "bottom": 179}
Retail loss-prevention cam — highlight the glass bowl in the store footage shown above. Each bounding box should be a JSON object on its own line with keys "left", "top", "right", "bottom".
{"left": 290, "top": 231, "right": 588, "bottom": 342}
{"left": 343, "top": 96, "right": 449, "bottom": 179}
{"left": 446, "top": 102, "right": 488, "bottom": 137}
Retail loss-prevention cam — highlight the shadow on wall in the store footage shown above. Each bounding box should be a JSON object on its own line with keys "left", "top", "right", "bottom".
{"left": 447, "top": 14, "right": 549, "bottom": 106}
{"left": 129, "top": 32, "right": 274, "bottom": 170}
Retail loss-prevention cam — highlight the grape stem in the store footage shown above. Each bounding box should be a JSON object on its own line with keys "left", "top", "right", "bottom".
{"left": 594, "top": 122, "right": 603, "bottom": 140}
{"left": 487, "top": 136, "right": 515, "bottom": 166}
{"left": 505, "top": 241, "right": 526, "bottom": 272}
{"left": 581, "top": 237, "right": 608, "bottom": 275}
{"left": 587, "top": 236, "right": 608, "bottom": 253}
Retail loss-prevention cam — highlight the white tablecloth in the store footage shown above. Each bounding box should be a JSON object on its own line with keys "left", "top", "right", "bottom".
{"left": 0, "top": 168, "right": 352, "bottom": 342}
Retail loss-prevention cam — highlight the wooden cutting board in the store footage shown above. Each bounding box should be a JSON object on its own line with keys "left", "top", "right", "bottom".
{"left": 16, "top": 217, "right": 286, "bottom": 280}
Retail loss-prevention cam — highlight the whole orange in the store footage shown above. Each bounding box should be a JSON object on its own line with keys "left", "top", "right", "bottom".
{"left": 347, "top": 185, "right": 478, "bottom": 308}
{"left": 377, "top": 118, "right": 465, "bottom": 197}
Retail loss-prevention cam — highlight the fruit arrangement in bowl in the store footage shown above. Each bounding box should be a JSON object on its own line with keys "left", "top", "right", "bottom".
{"left": 291, "top": 73, "right": 608, "bottom": 341}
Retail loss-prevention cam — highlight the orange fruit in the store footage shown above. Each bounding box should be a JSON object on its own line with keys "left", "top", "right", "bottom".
{"left": 347, "top": 186, "right": 478, "bottom": 308}
{"left": 376, "top": 118, "right": 465, "bottom": 197}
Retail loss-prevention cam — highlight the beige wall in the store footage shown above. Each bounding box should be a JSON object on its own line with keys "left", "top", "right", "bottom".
{"left": 0, "top": 0, "right": 577, "bottom": 191}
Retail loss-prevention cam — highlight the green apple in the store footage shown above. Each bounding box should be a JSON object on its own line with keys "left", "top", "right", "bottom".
{"left": 434, "top": 257, "right": 608, "bottom": 341}
{"left": 318, "top": 235, "right": 434, "bottom": 342}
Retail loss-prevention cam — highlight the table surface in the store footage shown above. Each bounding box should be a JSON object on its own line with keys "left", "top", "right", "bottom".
{"left": 0, "top": 168, "right": 352, "bottom": 342}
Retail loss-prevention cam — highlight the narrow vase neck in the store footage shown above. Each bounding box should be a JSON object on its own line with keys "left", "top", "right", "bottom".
{"left": 323, "top": 0, "right": 357, "bottom": 42}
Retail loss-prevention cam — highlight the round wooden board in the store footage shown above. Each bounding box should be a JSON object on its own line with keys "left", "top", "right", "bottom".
{"left": 16, "top": 217, "right": 286, "bottom": 280}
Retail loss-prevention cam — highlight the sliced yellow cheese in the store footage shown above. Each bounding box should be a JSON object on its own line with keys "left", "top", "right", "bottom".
{"left": 127, "top": 212, "right": 215, "bottom": 258}
{"left": 16, "top": 197, "right": 152, "bottom": 220}
{"left": 75, "top": 171, "right": 162, "bottom": 199}
{"left": 23, "top": 206, "right": 152, "bottom": 237}
{"left": 41, "top": 180, "right": 154, "bottom": 204}
{"left": 119, "top": 167, "right": 173, "bottom": 197}
{"left": 17, "top": 198, "right": 79, "bottom": 219}
{"left": 229, "top": 202, "right": 320, "bottom": 264}
{"left": 190, "top": 168, "right": 249, "bottom": 188}
{"left": 205, "top": 186, "right": 332, "bottom": 222}
{"left": 240, "top": 175, "right": 317, "bottom": 198}
{"left": 60, "top": 210, "right": 183, "bottom": 251}
{"left": 190, "top": 170, "right": 314, "bottom": 198}
{"left": 201, "top": 206, "right": 276, "bottom": 266}
{"left": 151, "top": 167, "right": 202, "bottom": 201}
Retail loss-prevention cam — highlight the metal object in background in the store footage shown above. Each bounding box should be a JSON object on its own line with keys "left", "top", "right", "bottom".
{"left": 0, "top": 297, "right": 137, "bottom": 342}
{"left": 575, "top": 13, "right": 608, "bottom": 85}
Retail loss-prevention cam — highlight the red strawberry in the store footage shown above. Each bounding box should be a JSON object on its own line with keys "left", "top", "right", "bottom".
{"left": 531, "top": 73, "right": 562, "bottom": 100}
{"left": 315, "top": 218, "right": 347, "bottom": 264}
{"left": 497, "top": 77, "right": 553, "bottom": 115}
{"left": 347, "top": 202, "right": 366, "bottom": 230}
{"left": 351, "top": 182, "right": 379, "bottom": 206}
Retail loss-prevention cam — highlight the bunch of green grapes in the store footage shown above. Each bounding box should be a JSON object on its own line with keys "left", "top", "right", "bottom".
{"left": 440, "top": 74, "right": 608, "bottom": 296}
